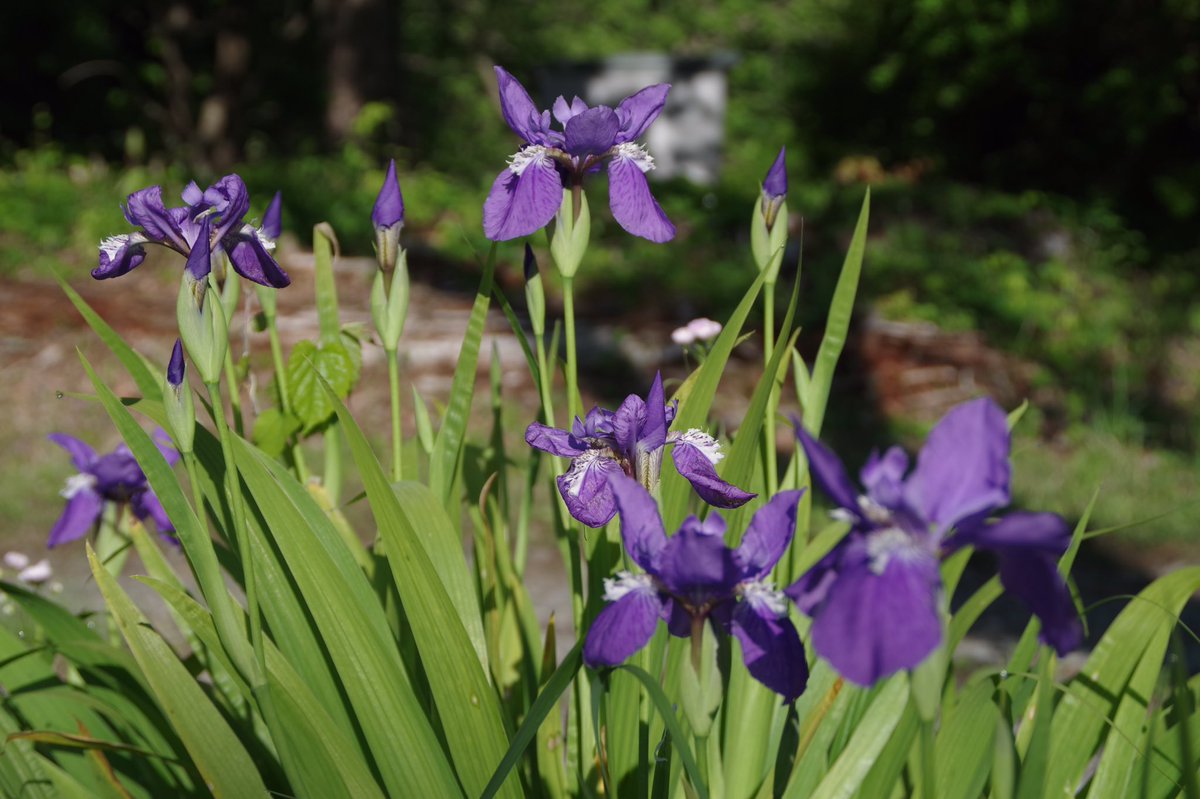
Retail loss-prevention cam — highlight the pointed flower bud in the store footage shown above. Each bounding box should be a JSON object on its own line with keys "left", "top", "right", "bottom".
{"left": 167, "top": 338, "right": 185, "bottom": 387}
{"left": 751, "top": 147, "right": 789, "bottom": 284}
{"left": 163, "top": 338, "right": 196, "bottom": 454}
{"left": 262, "top": 191, "right": 283, "bottom": 241}
{"left": 763, "top": 147, "right": 788, "bottom": 202}
{"left": 372, "top": 160, "right": 405, "bottom": 272}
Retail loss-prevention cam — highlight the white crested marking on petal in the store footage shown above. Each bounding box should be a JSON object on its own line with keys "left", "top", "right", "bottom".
{"left": 561, "top": 448, "right": 610, "bottom": 497}
{"left": 614, "top": 142, "right": 655, "bottom": 173}
{"left": 603, "top": 571, "right": 655, "bottom": 602}
{"left": 675, "top": 429, "right": 724, "bottom": 465}
{"left": 99, "top": 233, "right": 145, "bottom": 258}
{"left": 857, "top": 494, "right": 893, "bottom": 525}
{"left": 829, "top": 507, "right": 858, "bottom": 523}
{"left": 508, "top": 145, "right": 551, "bottom": 176}
{"left": 60, "top": 473, "right": 96, "bottom": 499}
{"left": 740, "top": 579, "right": 789, "bottom": 618}
{"left": 865, "top": 527, "right": 923, "bottom": 575}
{"left": 250, "top": 224, "right": 277, "bottom": 250}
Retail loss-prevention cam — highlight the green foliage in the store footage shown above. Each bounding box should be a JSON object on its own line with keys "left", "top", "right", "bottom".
{"left": 285, "top": 339, "right": 357, "bottom": 431}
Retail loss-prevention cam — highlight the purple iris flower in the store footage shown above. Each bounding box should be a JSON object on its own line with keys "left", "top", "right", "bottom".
{"left": 525, "top": 373, "right": 754, "bottom": 527}
{"left": 94, "top": 174, "right": 290, "bottom": 288}
{"left": 785, "top": 398, "right": 1083, "bottom": 686}
{"left": 584, "top": 476, "right": 808, "bottom": 701}
{"left": 48, "top": 431, "right": 180, "bottom": 547}
{"left": 483, "top": 66, "right": 676, "bottom": 243}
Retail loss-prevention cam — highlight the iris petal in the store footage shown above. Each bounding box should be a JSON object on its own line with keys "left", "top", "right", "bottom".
{"left": 226, "top": 229, "right": 291, "bottom": 288}
{"left": 727, "top": 601, "right": 808, "bottom": 702}
{"left": 810, "top": 548, "right": 942, "bottom": 686}
{"left": 609, "top": 475, "right": 668, "bottom": 573}
{"left": 671, "top": 441, "right": 755, "bottom": 509}
{"left": 615, "top": 84, "right": 670, "bottom": 143}
{"left": 736, "top": 489, "right": 804, "bottom": 579}
{"left": 607, "top": 154, "right": 675, "bottom": 243}
{"left": 525, "top": 422, "right": 587, "bottom": 457}
{"left": 48, "top": 433, "right": 96, "bottom": 471}
{"left": 48, "top": 489, "right": 104, "bottom": 548}
{"left": 482, "top": 155, "right": 564, "bottom": 241}
{"left": 583, "top": 585, "right": 665, "bottom": 667}
{"left": 556, "top": 451, "right": 622, "bottom": 528}
{"left": 793, "top": 421, "right": 863, "bottom": 520}
{"left": 906, "top": 398, "right": 1011, "bottom": 532}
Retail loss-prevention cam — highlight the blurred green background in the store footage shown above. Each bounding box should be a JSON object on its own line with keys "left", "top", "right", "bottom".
{"left": 2, "top": 0, "right": 1198, "bottom": 554}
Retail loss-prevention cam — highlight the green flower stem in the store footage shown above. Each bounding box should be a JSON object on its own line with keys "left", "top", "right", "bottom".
{"left": 205, "top": 380, "right": 266, "bottom": 678}
{"left": 920, "top": 718, "right": 937, "bottom": 799}
{"left": 264, "top": 309, "right": 309, "bottom": 481}
{"left": 325, "top": 421, "right": 343, "bottom": 505}
{"left": 562, "top": 275, "right": 581, "bottom": 421}
{"left": 178, "top": 447, "right": 261, "bottom": 687}
{"left": 386, "top": 347, "right": 403, "bottom": 482}
{"left": 763, "top": 281, "right": 779, "bottom": 494}
{"left": 222, "top": 354, "right": 244, "bottom": 437}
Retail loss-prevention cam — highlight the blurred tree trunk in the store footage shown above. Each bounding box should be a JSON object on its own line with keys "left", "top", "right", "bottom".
{"left": 322, "top": 0, "right": 398, "bottom": 144}
{"left": 197, "top": 12, "right": 250, "bottom": 171}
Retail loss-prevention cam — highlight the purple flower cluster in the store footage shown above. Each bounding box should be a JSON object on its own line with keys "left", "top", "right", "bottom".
{"left": 484, "top": 67, "right": 675, "bottom": 244}
{"left": 48, "top": 432, "right": 178, "bottom": 547}
{"left": 574, "top": 396, "right": 1081, "bottom": 699}
{"left": 95, "top": 174, "right": 289, "bottom": 288}
{"left": 787, "top": 398, "right": 1082, "bottom": 685}
{"left": 525, "top": 373, "right": 753, "bottom": 527}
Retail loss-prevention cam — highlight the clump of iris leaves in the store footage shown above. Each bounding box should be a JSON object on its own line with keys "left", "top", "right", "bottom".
{"left": 2, "top": 74, "right": 1198, "bottom": 799}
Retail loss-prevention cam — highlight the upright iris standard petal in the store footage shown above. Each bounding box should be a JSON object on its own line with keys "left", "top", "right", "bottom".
{"left": 552, "top": 95, "right": 589, "bottom": 126}
{"left": 607, "top": 149, "right": 676, "bottom": 243}
{"left": 185, "top": 218, "right": 213, "bottom": 282}
{"left": 735, "top": 489, "right": 804, "bottom": 578}
{"left": 564, "top": 107, "right": 621, "bottom": 156}
{"left": 763, "top": 147, "right": 788, "bottom": 200}
{"left": 655, "top": 516, "right": 743, "bottom": 604}
{"left": 262, "top": 191, "right": 283, "bottom": 240}
{"left": 372, "top": 160, "right": 405, "bottom": 230}
{"left": 860, "top": 447, "right": 909, "bottom": 508}
{"left": 483, "top": 150, "right": 565, "bottom": 241}
{"left": 614, "top": 83, "right": 671, "bottom": 142}
{"left": 809, "top": 546, "right": 943, "bottom": 686}
{"left": 124, "top": 186, "right": 188, "bottom": 251}
{"left": 905, "top": 398, "right": 1011, "bottom": 531}
{"left": 201, "top": 175, "right": 251, "bottom": 242}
